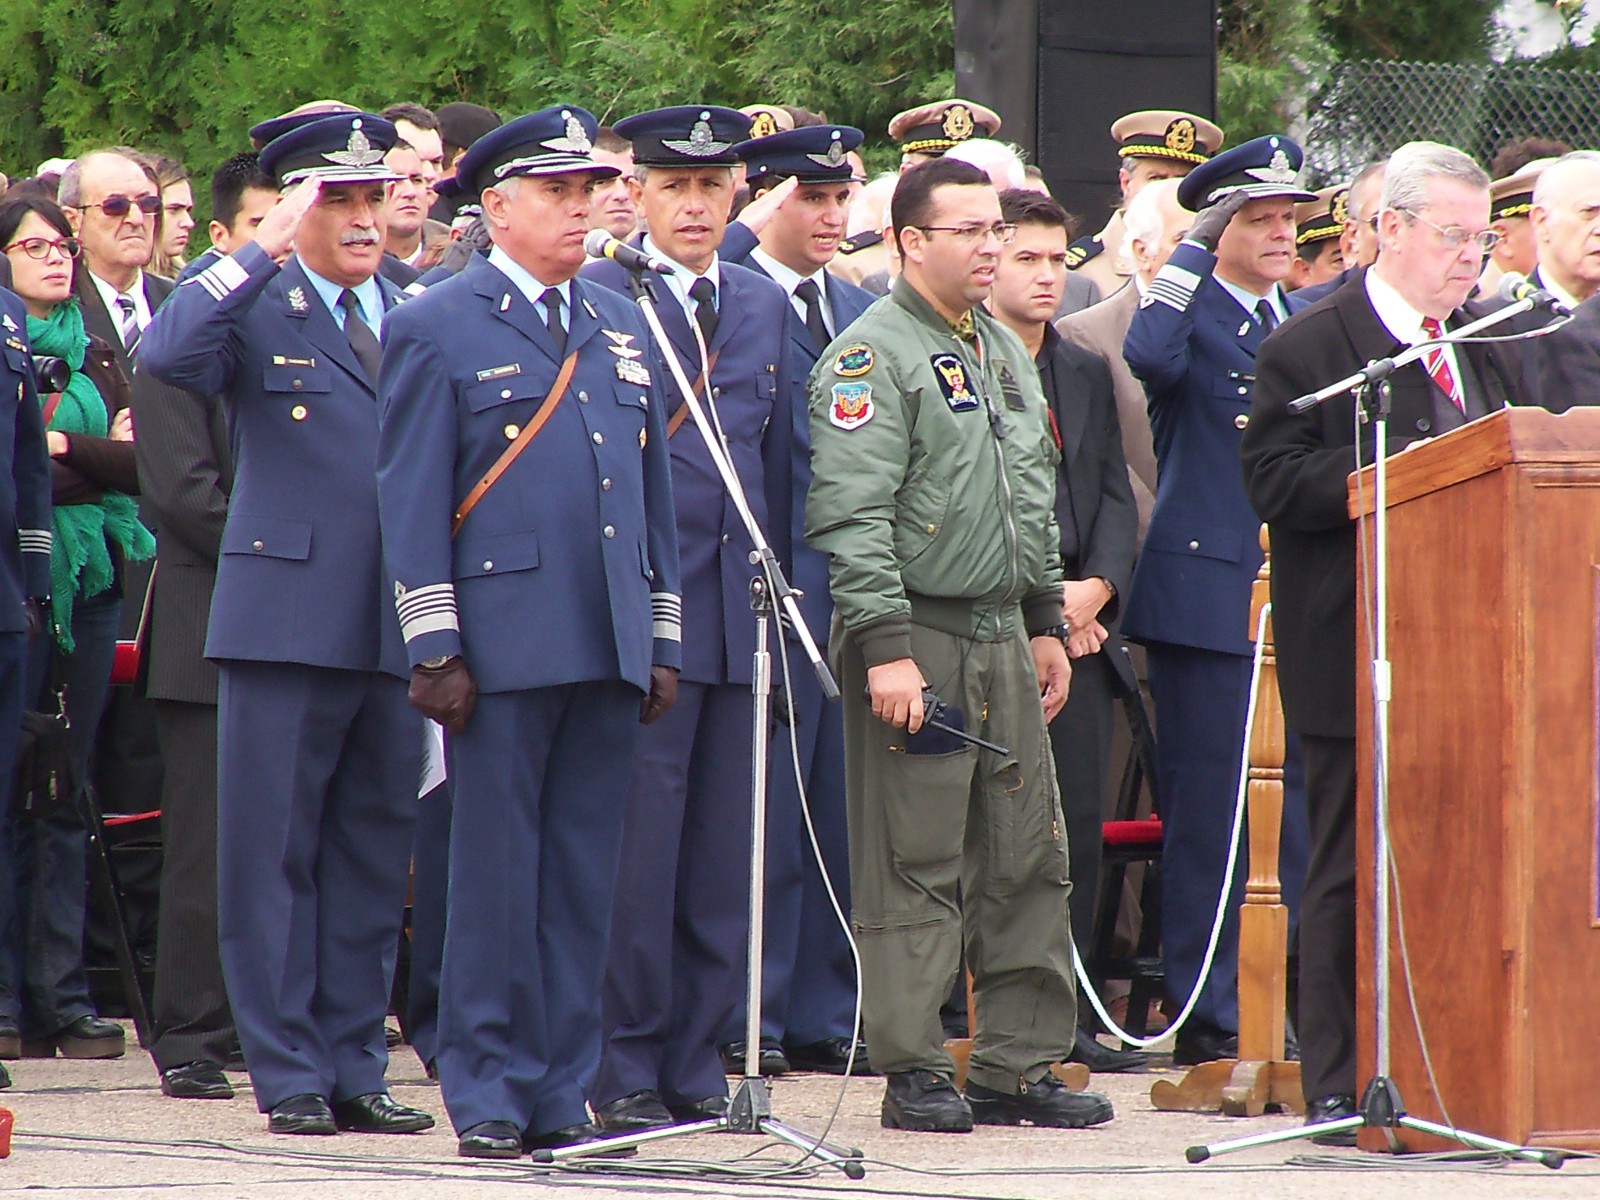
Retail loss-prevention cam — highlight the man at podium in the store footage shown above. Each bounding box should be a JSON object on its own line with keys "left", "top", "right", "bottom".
{"left": 1240, "top": 141, "right": 1519, "bottom": 1142}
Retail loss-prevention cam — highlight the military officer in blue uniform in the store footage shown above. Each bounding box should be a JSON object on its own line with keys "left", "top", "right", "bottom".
{"left": 716, "top": 124, "right": 875, "bottom": 1075}
{"left": 1121, "top": 135, "right": 1313, "bottom": 1065}
{"left": 139, "top": 112, "right": 433, "bottom": 1137}
{"left": 0, "top": 286, "right": 55, "bottom": 1092}
{"left": 375, "top": 105, "right": 682, "bottom": 1159}
{"left": 580, "top": 104, "right": 796, "bottom": 1130}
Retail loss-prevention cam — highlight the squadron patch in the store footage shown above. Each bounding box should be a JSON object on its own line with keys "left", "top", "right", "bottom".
{"left": 930, "top": 354, "right": 979, "bottom": 412}
{"left": 829, "top": 381, "right": 874, "bottom": 430}
{"left": 615, "top": 358, "right": 652, "bottom": 386}
{"left": 833, "top": 344, "right": 874, "bottom": 377}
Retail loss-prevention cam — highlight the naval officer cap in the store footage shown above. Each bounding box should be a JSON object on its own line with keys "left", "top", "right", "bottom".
{"left": 888, "top": 99, "right": 1001, "bottom": 156}
{"left": 1110, "top": 110, "right": 1225, "bottom": 166}
{"left": 452, "top": 105, "right": 619, "bottom": 196}
{"left": 735, "top": 125, "right": 865, "bottom": 186}
{"left": 1489, "top": 158, "right": 1555, "bottom": 223}
{"left": 613, "top": 106, "right": 753, "bottom": 168}
{"left": 1176, "top": 134, "right": 1317, "bottom": 212}
{"left": 258, "top": 112, "right": 403, "bottom": 187}
{"left": 1296, "top": 185, "right": 1348, "bottom": 246}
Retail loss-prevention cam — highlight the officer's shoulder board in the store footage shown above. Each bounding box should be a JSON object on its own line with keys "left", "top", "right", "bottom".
{"left": 837, "top": 231, "right": 884, "bottom": 256}
{"left": 1065, "top": 235, "right": 1104, "bottom": 270}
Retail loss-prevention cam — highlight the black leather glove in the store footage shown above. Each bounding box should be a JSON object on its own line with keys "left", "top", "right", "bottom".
{"left": 640, "top": 665, "right": 679, "bottom": 725}
{"left": 435, "top": 216, "right": 491, "bottom": 276}
{"left": 409, "top": 656, "right": 477, "bottom": 734}
{"left": 1185, "top": 188, "right": 1252, "bottom": 253}
{"left": 23, "top": 598, "right": 46, "bottom": 644}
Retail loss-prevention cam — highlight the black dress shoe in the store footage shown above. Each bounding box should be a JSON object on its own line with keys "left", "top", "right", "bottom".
{"left": 268, "top": 1093, "right": 337, "bottom": 1135}
{"left": 1171, "top": 1022, "right": 1237, "bottom": 1067}
{"left": 458, "top": 1120, "right": 522, "bottom": 1158}
{"left": 594, "top": 1089, "right": 674, "bottom": 1132}
{"left": 331, "top": 1092, "right": 435, "bottom": 1133}
{"left": 0, "top": 1025, "right": 19, "bottom": 1060}
{"left": 665, "top": 1093, "right": 728, "bottom": 1122}
{"left": 24, "top": 1015, "right": 126, "bottom": 1059}
{"left": 522, "top": 1121, "right": 637, "bottom": 1158}
{"left": 1305, "top": 1093, "right": 1360, "bottom": 1146}
{"left": 161, "top": 1061, "right": 235, "bottom": 1100}
{"left": 423, "top": 1057, "right": 438, "bottom": 1081}
{"left": 1067, "top": 1028, "right": 1149, "bottom": 1073}
{"left": 719, "top": 1037, "right": 790, "bottom": 1075}
{"left": 967, "top": 1073, "right": 1115, "bottom": 1128}
{"left": 784, "top": 1037, "right": 877, "bottom": 1075}
{"left": 881, "top": 1070, "right": 973, "bottom": 1132}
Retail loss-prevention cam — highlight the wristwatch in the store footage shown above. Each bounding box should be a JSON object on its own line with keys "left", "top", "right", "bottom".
{"left": 1035, "top": 623, "right": 1071, "bottom": 645}
{"left": 418, "top": 655, "right": 456, "bottom": 670}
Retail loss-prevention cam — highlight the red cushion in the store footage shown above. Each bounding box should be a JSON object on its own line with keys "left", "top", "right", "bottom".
{"left": 1102, "top": 817, "right": 1163, "bottom": 846}
{"left": 110, "top": 640, "right": 139, "bottom": 686}
{"left": 103, "top": 810, "right": 161, "bottom": 827}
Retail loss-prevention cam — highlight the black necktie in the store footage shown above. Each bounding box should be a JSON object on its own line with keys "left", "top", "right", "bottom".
{"left": 338, "top": 289, "right": 382, "bottom": 384}
{"left": 689, "top": 275, "right": 718, "bottom": 344}
{"left": 794, "top": 278, "right": 830, "bottom": 348}
{"left": 540, "top": 287, "right": 566, "bottom": 355}
{"left": 1256, "top": 298, "right": 1278, "bottom": 332}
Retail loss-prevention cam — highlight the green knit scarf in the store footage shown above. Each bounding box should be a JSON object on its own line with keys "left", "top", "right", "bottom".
{"left": 27, "top": 298, "right": 154, "bottom": 651}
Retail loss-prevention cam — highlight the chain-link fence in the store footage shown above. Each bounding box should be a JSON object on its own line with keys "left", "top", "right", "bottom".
{"left": 1301, "top": 60, "right": 1600, "bottom": 184}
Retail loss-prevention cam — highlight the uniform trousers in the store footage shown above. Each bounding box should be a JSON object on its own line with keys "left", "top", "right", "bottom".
{"left": 216, "top": 661, "right": 420, "bottom": 1111}
{"left": 149, "top": 699, "right": 235, "bottom": 1070}
{"left": 437, "top": 682, "right": 638, "bottom": 1137}
{"left": 1143, "top": 642, "right": 1308, "bottom": 1035}
{"left": 594, "top": 680, "right": 753, "bottom": 1109}
{"left": 405, "top": 779, "right": 451, "bottom": 1070}
{"left": 1297, "top": 733, "right": 1357, "bottom": 1101}
{"left": 839, "top": 620, "right": 1076, "bottom": 1092}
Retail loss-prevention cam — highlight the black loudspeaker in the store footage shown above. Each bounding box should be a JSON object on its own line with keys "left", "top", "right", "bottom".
{"left": 956, "top": 1, "right": 1217, "bottom": 235}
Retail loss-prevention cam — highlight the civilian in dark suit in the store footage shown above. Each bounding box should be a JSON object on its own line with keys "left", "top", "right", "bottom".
{"left": 988, "top": 189, "right": 1143, "bottom": 1074}
{"left": 1242, "top": 141, "right": 1514, "bottom": 1140}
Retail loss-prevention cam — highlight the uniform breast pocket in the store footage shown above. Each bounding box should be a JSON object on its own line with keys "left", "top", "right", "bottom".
{"left": 261, "top": 363, "right": 333, "bottom": 395}
{"left": 1215, "top": 370, "right": 1254, "bottom": 406}
{"left": 465, "top": 373, "right": 546, "bottom": 414}
{"left": 755, "top": 367, "right": 778, "bottom": 403}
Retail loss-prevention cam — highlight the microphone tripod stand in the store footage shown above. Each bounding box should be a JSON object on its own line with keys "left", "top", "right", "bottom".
{"left": 532, "top": 265, "right": 864, "bottom": 1178}
{"left": 1192, "top": 304, "right": 1568, "bottom": 1169}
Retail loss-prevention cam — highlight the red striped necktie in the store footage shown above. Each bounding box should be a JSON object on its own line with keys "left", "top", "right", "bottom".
{"left": 1419, "top": 316, "right": 1463, "bottom": 411}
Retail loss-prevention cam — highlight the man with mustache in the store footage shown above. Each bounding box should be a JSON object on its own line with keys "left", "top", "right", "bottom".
{"left": 141, "top": 112, "right": 433, "bottom": 1139}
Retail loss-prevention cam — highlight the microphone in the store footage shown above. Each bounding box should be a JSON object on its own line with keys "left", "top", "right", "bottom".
{"left": 583, "top": 229, "right": 674, "bottom": 275}
{"left": 1497, "top": 272, "right": 1571, "bottom": 316}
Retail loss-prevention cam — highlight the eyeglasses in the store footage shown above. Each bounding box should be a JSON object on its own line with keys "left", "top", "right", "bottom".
{"left": 913, "top": 222, "right": 1019, "bottom": 245}
{"left": 1394, "top": 207, "right": 1500, "bottom": 253}
{"left": 2, "top": 236, "right": 82, "bottom": 260}
{"left": 80, "top": 194, "right": 162, "bottom": 218}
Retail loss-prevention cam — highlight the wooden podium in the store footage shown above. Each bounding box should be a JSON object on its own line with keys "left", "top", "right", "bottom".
{"left": 1347, "top": 406, "right": 1600, "bottom": 1152}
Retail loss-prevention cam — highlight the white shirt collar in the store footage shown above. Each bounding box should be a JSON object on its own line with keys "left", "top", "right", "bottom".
{"left": 1365, "top": 266, "right": 1439, "bottom": 343}
{"left": 486, "top": 246, "right": 571, "bottom": 312}
{"left": 749, "top": 247, "right": 826, "bottom": 298}
{"left": 1532, "top": 266, "right": 1584, "bottom": 316}
{"left": 89, "top": 268, "right": 150, "bottom": 341}
{"left": 641, "top": 233, "right": 720, "bottom": 321}
{"left": 1213, "top": 274, "right": 1287, "bottom": 323}
{"left": 298, "top": 260, "right": 383, "bottom": 334}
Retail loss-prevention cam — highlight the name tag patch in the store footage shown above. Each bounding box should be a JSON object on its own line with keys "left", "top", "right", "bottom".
{"left": 475, "top": 363, "right": 521, "bottom": 381}
{"left": 829, "top": 381, "right": 873, "bottom": 430}
{"left": 931, "top": 353, "right": 979, "bottom": 412}
{"left": 272, "top": 355, "right": 317, "bottom": 367}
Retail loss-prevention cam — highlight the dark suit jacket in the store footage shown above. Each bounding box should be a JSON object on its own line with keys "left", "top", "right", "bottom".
{"left": 1039, "top": 324, "right": 1138, "bottom": 691}
{"left": 130, "top": 366, "right": 232, "bottom": 705}
{"left": 1492, "top": 266, "right": 1600, "bottom": 413}
{"left": 75, "top": 268, "right": 174, "bottom": 378}
{"left": 1241, "top": 272, "right": 1514, "bottom": 738}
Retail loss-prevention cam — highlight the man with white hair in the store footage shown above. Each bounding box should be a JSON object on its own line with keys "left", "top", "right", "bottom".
{"left": 1243, "top": 140, "right": 1518, "bottom": 1144}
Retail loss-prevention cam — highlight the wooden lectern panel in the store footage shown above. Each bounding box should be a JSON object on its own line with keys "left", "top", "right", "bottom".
{"left": 1350, "top": 408, "right": 1600, "bottom": 1152}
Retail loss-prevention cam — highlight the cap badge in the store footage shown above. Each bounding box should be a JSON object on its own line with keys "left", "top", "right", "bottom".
{"left": 1245, "top": 149, "right": 1297, "bottom": 185}
{"left": 1331, "top": 188, "right": 1349, "bottom": 225}
{"left": 749, "top": 111, "right": 779, "bottom": 139}
{"left": 664, "top": 118, "right": 731, "bottom": 158}
{"left": 806, "top": 136, "right": 848, "bottom": 169}
{"left": 324, "top": 123, "right": 385, "bottom": 169}
{"left": 1164, "top": 118, "right": 1197, "bottom": 155}
{"left": 542, "top": 112, "right": 593, "bottom": 155}
{"left": 941, "top": 103, "right": 975, "bottom": 142}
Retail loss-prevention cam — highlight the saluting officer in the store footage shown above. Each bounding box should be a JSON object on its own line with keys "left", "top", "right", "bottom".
{"left": 580, "top": 104, "right": 795, "bottom": 1131}
{"left": 1120, "top": 135, "right": 1313, "bottom": 1066}
{"left": 718, "top": 124, "right": 876, "bottom": 1075}
{"left": 376, "top": 106, "right": 682, "bottom": 1160}
{"left": 140, "top": 113, "right": 433, "bottom": 1138}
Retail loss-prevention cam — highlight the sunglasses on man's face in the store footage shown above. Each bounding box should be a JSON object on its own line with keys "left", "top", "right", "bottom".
{"left": 81, "top": 194, "right": 162, "bottom": 218}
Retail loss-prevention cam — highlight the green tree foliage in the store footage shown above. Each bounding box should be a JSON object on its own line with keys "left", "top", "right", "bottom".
{"left": 0, "top": 0, "right": 951, "bottom": 182}
{"left": 1218, "top": 0, "right": 1329, "bottom": 143}
{"left": 1311, "top": 0, "right": 1501, "bottom": 64}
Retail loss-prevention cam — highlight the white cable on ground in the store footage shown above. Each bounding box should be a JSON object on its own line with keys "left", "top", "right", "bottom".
{"left": 1069, "top": 602, "right": 1271, "bottom": 1049}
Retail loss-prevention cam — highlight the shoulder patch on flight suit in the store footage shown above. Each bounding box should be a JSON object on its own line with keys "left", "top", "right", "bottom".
{"left": 996, "top": 363, "right": 1026, "bottom": 411}
{"left": 833, "top": 344, "right": 874, "bottom": 377}
{"left": 930, "top": 353, "right": 980, "bottom": 412}
{"left": 829, "top": 381, "right": 874, "bottom": 429}
{"left": 1065, "top": 235, "right": 1103, "bottom": 269}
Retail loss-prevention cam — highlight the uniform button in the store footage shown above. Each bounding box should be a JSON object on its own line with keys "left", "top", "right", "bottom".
{"left": 593, "top": 431, "right": 604, "bottom": 445}
{"left": 482, "top": 560, "right": 494, "bottom": 571}
{"left": 1234, "top": 413, "right": 1249, "bottom": 429}
{"left": 251, "top": 540, "right": 264, "bottom": 551}
{"left": 601, "top": 477, "right": 613, "bottom": 490}
{"left": 504, "top": 423, "right": 519, "bottom": 439}
{"left": 501, "top": 388, "right": 512, "bottom": 399}
{"left": 926, "top": 523, "right": 937, "bottom": 533}
{"left": 603, "top": 525, "right": 616, "bottom": 538}
{"left": 1417, "top": 418, "right": 1433, "bottom": 433}
{"left": 712, "top": 386, "right": 721, "bottom": 399}
{"left": 721, "top": 534, "right": 731, "bottom": 544}
{"left": 291, "top": 405, "right": 307, "bottom": 421}
{"left": 1188, "top": 539, "right": 1200, "bottom": 550}
{"left": 579, "top": 390, "right": 590, "bottom": 403}
{"left": 1238, "top": 386, "right": 1247, "bottom": 396}
{"left": 292, "top": 379, "right": 303, "bottom": 391}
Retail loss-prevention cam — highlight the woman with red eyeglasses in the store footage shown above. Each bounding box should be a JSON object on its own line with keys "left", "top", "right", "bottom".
{"left": 0, "top": 191, "right": 152, "bottom": 1064}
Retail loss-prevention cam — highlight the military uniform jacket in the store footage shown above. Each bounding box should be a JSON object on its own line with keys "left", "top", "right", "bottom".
{"left": 582, "top": 247, "right": 793, "bottom": 686}
{"left": 719, "top": 224, "right": 875, "bottom": 641}
{"left": 1121, "top": 240, "right": 1307, "bottom": 656}
{"left": 375, "top": 257, "right": 681, "bottom": 695}
{"left": 139, "top": 244, "right": 408, "bottom": 676}
{"left": 1241, "top": 275, "right": 1511, "bottom": 738}
{"left": 0, "top": 289, "right": 54, "bottom": 628}
{"left": 805, "top": 280, "right": 1066, "bottom": 669}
